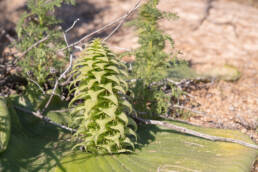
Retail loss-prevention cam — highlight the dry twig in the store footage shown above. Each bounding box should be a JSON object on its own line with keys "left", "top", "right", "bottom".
{"left": 41, "top": 54, "right": 73, "bottom": 114}
{"left": 65, "top": 18, "right": 80, "bottom": 33}
{"left": 160, "top": 115, "right": 202, "bottom": 127}
{"left": 102, "top": 0, "right": 142, "bottom": 42}
{"left": 14, "top": 105, "right": 76, "bottom": 133}
{"left": 40, "top": 16, "right": 79, "bottom": 114}
{"left": 173, "top": 104, "right": 210, "bottom": 116}
{"left": 28, "top": 78, "right": 46, "bottom": 94}
{"left": 59, "top": 0, "right": 142, "bottom": 51}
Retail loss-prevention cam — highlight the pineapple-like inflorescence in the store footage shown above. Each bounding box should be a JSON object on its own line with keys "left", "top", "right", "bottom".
{"left": 69, "top": 39, "right": 137, "bottom": 154}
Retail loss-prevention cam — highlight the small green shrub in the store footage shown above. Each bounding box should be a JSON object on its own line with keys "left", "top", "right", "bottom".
{"left": 127, "top": 0, "right": 178, "bottom": 83}
{"left": 15, "top": 0, "right": 75, "bottom": 89}
{"left": 126, "top": 0, "right": 186, "bottom": 118}
{"left": 69, "top": 39, "right": 137, "bottom": 154}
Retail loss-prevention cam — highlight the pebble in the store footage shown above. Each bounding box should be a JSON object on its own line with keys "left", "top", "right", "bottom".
{"left": 241, "top": 128, "right": 247, "bottom": 133}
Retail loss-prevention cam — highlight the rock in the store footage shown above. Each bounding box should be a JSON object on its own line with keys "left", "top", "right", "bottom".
{"left": 241, "top": 128, "right": 247, "bottom": 133}
{"left": 205, "top": 64, "right": 241, "bottom": 81}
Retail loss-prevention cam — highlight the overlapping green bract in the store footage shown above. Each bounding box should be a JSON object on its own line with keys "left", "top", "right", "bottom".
{"left": 69, "top": 39, "right": 137, "bottom": 154}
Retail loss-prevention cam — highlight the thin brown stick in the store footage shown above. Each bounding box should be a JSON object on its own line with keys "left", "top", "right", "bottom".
{"left": 15, "top": 17, "right": 78, "bottom": 63}
{"left": 59, "top": 75, "right": 73, "bottom": 86}
{"left": 41, "top": 26, "right": 74, "bottom": 114}
{"left": 65, "top": 18, "right": 80, "bottom": 33}
{"left": 14, "top": 105, "right": 76, "bottom": 133}
{"left": 173, "top": 104, "right": 210, "bottom": 116}
{"left": 28, "top": 78, "right": 46, "bottom": 94}
{"left": 41, "top": 54, "right": 73, "bottom": 114}
{"left": 160, "top": 115, "right": 202, "bottom": 127}
{"left": 102, "top": 0, "right": 142, "bottom": 42}
{"left": 59, "top": 16, "right": 124, "bottom": 52}
{"left": 59, "top": 0, "right": 142, "bottom": 51}
{"left": 133, "top": 116, "right": 258, "bottom": 150}
{"left": 0, "top": 29, "right": 16, "bottom": 43}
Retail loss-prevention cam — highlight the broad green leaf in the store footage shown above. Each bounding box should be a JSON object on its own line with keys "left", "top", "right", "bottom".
{"left": 55, "top": 122, "right": 258, "bottom": 172}
{"left": 0, "top": 104, "right": 75, "bottom": 172}
{"left": 1, "top": 109, "right": 257, "bottom": 172}
{"left": 46, "top": 111, "right": 72, "bottom": 126}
